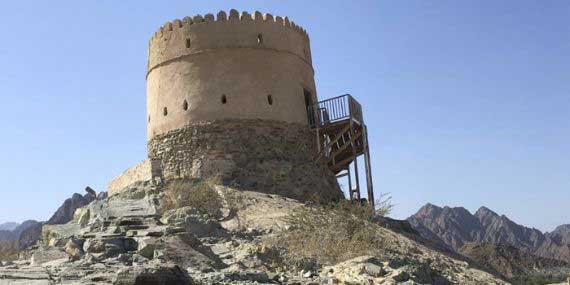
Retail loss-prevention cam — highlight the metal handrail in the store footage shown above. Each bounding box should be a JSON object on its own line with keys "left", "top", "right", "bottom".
{"left": 309, "top": 94, "right": 363, "bottom": 128}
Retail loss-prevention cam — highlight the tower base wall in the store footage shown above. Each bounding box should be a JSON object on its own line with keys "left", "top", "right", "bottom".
{"left": 107, "top": 159, "right": 163, "bottom": 197}
{"left": 147, "top": 119, "right": 343, "bottom": 202}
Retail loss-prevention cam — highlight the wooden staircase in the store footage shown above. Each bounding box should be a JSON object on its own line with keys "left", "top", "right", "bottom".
{"left": 310, "top": 94, "right": 374, "bottom": 205}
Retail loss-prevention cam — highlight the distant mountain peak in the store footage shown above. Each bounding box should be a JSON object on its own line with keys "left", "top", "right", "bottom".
{"left": 420, "top": 203, "right": 441, "bottom": 210}
{"left": 417, "top": 203, "right": 475, "bottom": 218}
{"left": 552, "top": 224, "right": 570, "bottom": 233}
{"left": 0, "top": 222, "right": 19, "bottom": 231}
{"left": 546, "top": 224, "right": 570, "bottom": 245}
{"left": 415, "top": 203, "right": 443, "bottom": 217}
{"left": 475, "top": 206, "right": 499, "bottom": 218}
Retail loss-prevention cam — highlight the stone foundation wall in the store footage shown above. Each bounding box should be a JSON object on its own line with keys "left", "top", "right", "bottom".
{"left": 108, "top": 159, "right": 162, "bottom": 196}
{"left": 147, "top": 119, "right": 343, "bottom": 202}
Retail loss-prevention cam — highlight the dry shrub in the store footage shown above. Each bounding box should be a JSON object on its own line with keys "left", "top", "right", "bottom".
{"left": 161, "top": 177, "right": 224, "bottom": 218}
{"left": 375, "top": 192, "right": 394, "bottom": 217}
{"left": 277, "top": 200, "right": 387, "bottom": 267}
{"left": 0, "top": 241, "right": 19, "bottom": 262}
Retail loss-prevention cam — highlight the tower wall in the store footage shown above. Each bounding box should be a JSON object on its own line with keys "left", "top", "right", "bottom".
{"left": 147, "top": 10, "right": 317, "bottom": 139}
{"left": 104, "top": 10, "right": 345, "bottom": 201}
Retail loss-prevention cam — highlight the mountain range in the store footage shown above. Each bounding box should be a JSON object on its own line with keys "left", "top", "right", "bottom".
{"left": 407, "top": 204, "right": 570, "bottom": 261}
{"left": 0, "top": 220, "right": 41, "bottom": 243}
{"left": 407, "top": 203, "right": 570, "bottom": 279}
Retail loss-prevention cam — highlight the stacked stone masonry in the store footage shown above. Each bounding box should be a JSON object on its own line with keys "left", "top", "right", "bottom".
{"left": 147, "top": 119, "right": 343, "bottom": 202}
{"left": 108, "top": 160, "right": 163, "bottom": 197}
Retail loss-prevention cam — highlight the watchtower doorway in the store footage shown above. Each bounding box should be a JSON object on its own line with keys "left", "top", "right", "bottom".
{"left": 304, "top": 88, "right": 316, "bottom": 126}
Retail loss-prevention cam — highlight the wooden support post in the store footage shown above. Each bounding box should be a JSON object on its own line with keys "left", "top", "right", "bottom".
{"left": 350, "top": 120, "right": 361, "bottom": 201}
{"left": 363, "top": 125, "right": 375, "bottom": 207}
{"left": 316, "top": 128, "right": 320, "bottom": 154}
{"left": 347, "top": 166, "right": 353, "bottom": 199}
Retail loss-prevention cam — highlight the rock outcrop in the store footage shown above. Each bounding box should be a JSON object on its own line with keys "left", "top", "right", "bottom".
{"left": 460, "top": 242, "right": 568, "bottom": 278}
{"left": 47, "top": 192, "right": 96, "bottom": 225}
{"left": 0, "top": 190, "right": 104, "bottom": 260}
{"left": 0, "top": 183, "right": 508, "bottom": 284}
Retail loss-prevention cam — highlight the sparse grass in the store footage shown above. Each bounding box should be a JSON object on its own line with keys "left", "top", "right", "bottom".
{"left": 274, "top": 199, "right": 388, "bottom": 267}
{"left": 161, "top": 177, "right": 224, "bottom": 219}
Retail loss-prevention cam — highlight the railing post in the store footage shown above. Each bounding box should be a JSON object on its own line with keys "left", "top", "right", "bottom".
{"left": 347, "top": 97, "right": 350, "bottom": 116}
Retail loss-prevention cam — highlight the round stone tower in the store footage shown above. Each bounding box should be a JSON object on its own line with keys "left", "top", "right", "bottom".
{"left": 145, "top": 10, "right": 343, "bottom": 202}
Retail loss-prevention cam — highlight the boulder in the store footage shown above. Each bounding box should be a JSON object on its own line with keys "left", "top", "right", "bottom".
{"left": 48, "top": 193, "right": 96, "bottom": 225}
{"left": 321, "top": 256, "right": 387, "bottom": 284}
{"left": 85, "top": 186, "right": 97, "bottom": 197}
{"left": 64, "top": 238, "right": 84, "bottom": 261}
{"left": 83, "top": 238, "right": 137, "bottom": 256}
{"left": 137, "top": 238, "right": 156, "bottom": 260}
{"left": 73, "top": 208, "right": 91, "bottom": 226}
{"left": 81, "top": 253, "right": 99, "bottom": 266}
{"left": 83, "top": 239, "right": 106, "bottom": 254}
{"left": 30, "top": 247, "right": 68, "bottom": 266}
{"left": 113, "top": 263, "right": 193, "bottom": 285}
{"left": 97, "top": 191, "right": 109, "bottom": 200}
{"left": 160, "top": 206, "right": 224, "bottom": 238}
{"left": 42, "top": 223, "right": 81, "bottom": 247}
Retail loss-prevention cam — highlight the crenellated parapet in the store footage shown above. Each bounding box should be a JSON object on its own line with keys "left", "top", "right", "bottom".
{"left": 147, "top": 9, "right": 312, "bottom": 74}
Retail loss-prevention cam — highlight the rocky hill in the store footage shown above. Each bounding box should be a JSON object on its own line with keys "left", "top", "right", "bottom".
{"left": 0, "top": 189, "right": 104, "bottom": 256}
{"left": 408, "top": 204, "right": 570, "bottom": 261}
{"left": 459, "top": 242, "right": 568, "bottom": 279}
{"left": 0, "top": 222, "right": 40, "bottom": 261}
{"left": 0, "top": 182, "right": 508, "bottom": 284}
{"left": 48, "top": 191, "right": 97, "bottom": 225}
{"left": 408, "top": 203, "right": 570, "bottom": 283}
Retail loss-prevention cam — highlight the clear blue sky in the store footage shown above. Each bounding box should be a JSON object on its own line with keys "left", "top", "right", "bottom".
{"left": 0, "top": 1, "right": 568, "bottom": 232}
